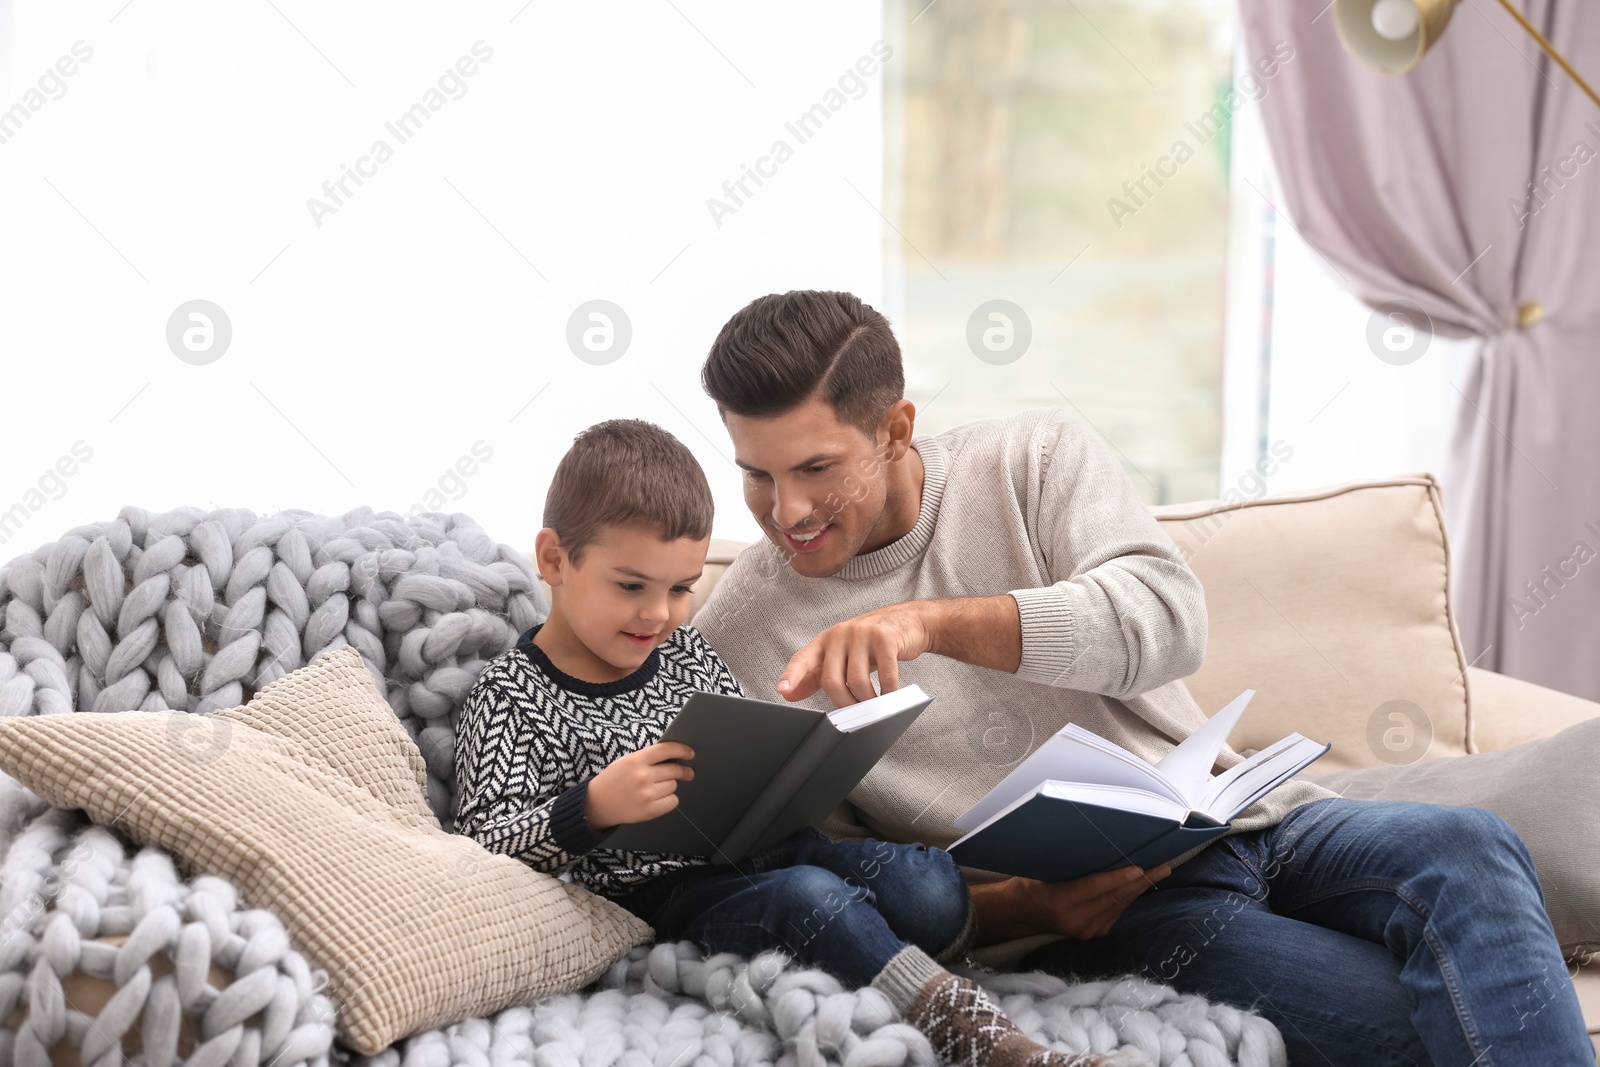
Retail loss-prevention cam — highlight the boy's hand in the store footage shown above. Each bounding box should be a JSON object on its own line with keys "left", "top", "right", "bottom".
{"left": 585, "top": 741, "right": 695, "bottom": 832}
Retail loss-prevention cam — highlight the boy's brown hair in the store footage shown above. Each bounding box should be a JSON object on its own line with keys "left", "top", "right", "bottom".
{"left": 700, "top": 290, "right": 905, "bottom": 442}
{"left": 543, "top": 419, "right": 715, "bottom": 569}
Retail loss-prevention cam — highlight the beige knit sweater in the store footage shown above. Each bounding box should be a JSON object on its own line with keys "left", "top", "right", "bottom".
{"left": 692, "top": 406, "right": 1338, "bottom": 881}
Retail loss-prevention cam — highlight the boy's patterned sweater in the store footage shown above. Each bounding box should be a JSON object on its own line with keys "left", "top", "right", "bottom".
{"left": 453, "top": 621, "right": 744, "bottom": 898}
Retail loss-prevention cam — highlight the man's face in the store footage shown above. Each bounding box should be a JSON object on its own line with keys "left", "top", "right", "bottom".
{"left": 725, "top": 394, "right": 893, "bottom": 578}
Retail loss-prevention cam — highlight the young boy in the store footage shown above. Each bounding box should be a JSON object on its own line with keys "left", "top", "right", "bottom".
{"left": 454, "top": 418, "right": 1147, "bottom": 1067}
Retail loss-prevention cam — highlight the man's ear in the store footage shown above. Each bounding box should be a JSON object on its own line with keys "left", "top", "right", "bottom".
{"left": 876, "top": 398, "right": 918, "bottom": 461}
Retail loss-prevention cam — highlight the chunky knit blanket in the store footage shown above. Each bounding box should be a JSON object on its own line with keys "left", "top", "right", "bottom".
{"left": 361, "top": 942, "right": 1287, "bottom": 1067}
{"left": 0, "top": 505, "right": 541, "bottom": 831}
{"left": 0, "top": 506, "right": 1285, "bottom": 1066}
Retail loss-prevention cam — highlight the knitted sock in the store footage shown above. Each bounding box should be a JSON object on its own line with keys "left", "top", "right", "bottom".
{"left": 870, "top": 945, "right": 1153, "bottom": 1067}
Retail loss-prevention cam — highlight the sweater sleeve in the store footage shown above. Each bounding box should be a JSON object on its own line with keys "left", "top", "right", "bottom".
{"left": 1005, "top": 408, "right": 1208, "bottom": 699}
{"left": 453, "top": 677, "right": 616, "bottom": 872}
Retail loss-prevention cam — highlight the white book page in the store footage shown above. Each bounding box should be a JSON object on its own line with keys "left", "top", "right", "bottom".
{"left": 1201, "top": 734, "right": 1298, "bottom": 807}
{"left": 1039, "top": 780, "right": 1191, "bottom": 822}
{"left": 1057, "top": 724, "right": 1188, "bottom": 800}
{"left": 826, "top": 683, "right": 930, "bottom": 732}
{"left": 1151, "top": 689, "right": 1256, "bottom": 807}
{"left": 950, "top": 781, "right": 1051, "bottom": 846}
{"left": 955, "top": 732, "right": 1077, "bottom": 831}
{"left": 954, "top": 723, "right": 1187, "bottom": 831}
{"left": 1200, "top": 735, "right": 1329, "bottom": 821}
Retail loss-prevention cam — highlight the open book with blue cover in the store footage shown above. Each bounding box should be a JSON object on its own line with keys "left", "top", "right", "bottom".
{"left": 946, "top": 690, "right": 1330, "bottom": 882}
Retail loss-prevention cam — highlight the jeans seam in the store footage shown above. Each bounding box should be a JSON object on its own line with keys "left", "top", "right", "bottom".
{"left": 1273, "top": 875, "right": 1426, "bottom": 919}
{"left": 1277, "top": 876, "right": 1494, "bottom": 1066}
{"left": 1423, "top": 920, "right": 1494, "bottom": 1066}
{"left": 696, "top": 918, "right": 785, "bottom": 955}
{"left": 1223, "top": 838, "right": 1271, "bottom": 901}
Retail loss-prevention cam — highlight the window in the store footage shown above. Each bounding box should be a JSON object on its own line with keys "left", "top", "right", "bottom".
{"left": 885, "top": 0, "right": 1243, "bottom": 504}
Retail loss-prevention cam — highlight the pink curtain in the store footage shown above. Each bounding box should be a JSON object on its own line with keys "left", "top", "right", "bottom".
{"left": 1238, "top": 0, "right": 1600, "bottom": 701}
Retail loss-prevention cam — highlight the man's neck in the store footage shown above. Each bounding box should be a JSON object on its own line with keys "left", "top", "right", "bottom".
{"left": 859, "top": 440, "right": 925, "bottom": 555}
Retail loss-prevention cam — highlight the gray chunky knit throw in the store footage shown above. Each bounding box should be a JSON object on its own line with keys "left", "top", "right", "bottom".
{"left": 350, "top": 943, "right": 1286, "bottom": 1067}
{"left": 0, "top": 506, "right": 1284, "bottom": 1066}
{"left": 0, "top": 505, "right": 544, "bottom": 830}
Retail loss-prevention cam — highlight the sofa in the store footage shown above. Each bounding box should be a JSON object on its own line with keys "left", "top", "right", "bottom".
{"left": 680, "top": 471, "right": 1600, "bottom": 1060}
{"left": 3, "top": 470, "right": 1596, "bottom": 1064}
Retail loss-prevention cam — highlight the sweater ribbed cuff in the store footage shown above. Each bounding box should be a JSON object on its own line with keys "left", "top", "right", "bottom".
{"left": 870, "top": 944, "right": 950, "bottom": 1016}
{"left": 549, "top": 776, "right": 614, "bottom": 856}
{"left": 1006, "top": 583, "right": 1079, "bottom": 687}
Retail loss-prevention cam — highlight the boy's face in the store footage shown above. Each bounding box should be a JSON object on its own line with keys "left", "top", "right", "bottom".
{"left": 535, "top": 522, "right": 708, "bottom": 670}
{"left": 724, "top": 393, "right": 905, "bottom": 579}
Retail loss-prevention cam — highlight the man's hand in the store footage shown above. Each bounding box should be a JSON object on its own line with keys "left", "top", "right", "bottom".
{"left": 971, "top": 865, "right": 1172, "bottom": 945}
{"left": 775, "top": 601, "right": 934, "bottom": 705}
{"left": 775, "top": 595, "right": 1023, "bottom": 705}
{"left": 1024, "top": 863, "right": 1172, "bottom": 938}
{"left": 584, "top": 741, "right": 695, "bottom": 831}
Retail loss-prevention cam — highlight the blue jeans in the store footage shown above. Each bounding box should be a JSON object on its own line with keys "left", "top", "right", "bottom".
{"left": 1019, "top": 797, "right": 1593, "bottom": 1067}
{"left": 609, "top": 826, "right": 972, "bottom": 988}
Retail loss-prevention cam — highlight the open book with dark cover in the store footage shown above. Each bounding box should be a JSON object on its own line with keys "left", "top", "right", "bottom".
{"left": 946, "top": 690, "right": 1330, "bottom": 882}
{"left": 602, "top": 684, "right": 934, "bottom": 863}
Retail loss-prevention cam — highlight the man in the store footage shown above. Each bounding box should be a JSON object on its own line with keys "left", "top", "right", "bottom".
{"left": 690, "top": 290, "right": 1593, "bottom": 1066}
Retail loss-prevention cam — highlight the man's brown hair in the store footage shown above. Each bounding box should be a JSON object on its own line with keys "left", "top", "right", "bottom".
{"left": 542, "top": 419, "right": 714, "bottom": 569}
{"left": 700, "top": 291, "right": 905, "bottom": 441}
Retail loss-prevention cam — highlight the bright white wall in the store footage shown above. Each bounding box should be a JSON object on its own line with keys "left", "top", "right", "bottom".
{"left": 0, "top": 1, "right": 885, "bottom": 557}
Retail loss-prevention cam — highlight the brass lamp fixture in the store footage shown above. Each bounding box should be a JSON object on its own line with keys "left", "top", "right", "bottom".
{"left": 1333, "top": 0, "right": 1600, "bottom": 109}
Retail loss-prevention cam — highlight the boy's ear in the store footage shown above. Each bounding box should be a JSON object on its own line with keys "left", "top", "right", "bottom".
{"left": 531, "top": 527, "right": 566, "bottom": 586}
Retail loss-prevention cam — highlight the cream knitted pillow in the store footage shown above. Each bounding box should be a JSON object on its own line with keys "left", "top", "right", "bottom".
{"left": 0, "top": 644, "right": 653, "bottom": 1055}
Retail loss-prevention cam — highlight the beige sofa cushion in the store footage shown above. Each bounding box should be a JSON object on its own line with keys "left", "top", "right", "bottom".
{"left": 0, "top": 645, "right": 653, "bottom": 1055}
{"left": 1150, "top": 473, "right": 1471, "bottom": 774}
{"left": 691, "top": 477, "right": 1472, "bottom": 775}
{"left": 690, "top": 538, "right": 753, "bottom": 622}
{"left": 1468, "top": 666, "right": 1600, "bottom": 752}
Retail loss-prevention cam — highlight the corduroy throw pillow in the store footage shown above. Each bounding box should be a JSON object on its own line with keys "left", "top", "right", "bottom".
{"left": 0, "top": 644, "right": 653, "bottom": 1054}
